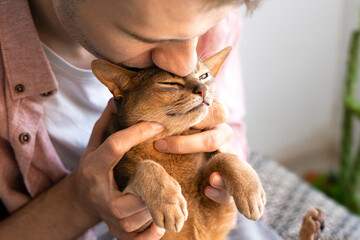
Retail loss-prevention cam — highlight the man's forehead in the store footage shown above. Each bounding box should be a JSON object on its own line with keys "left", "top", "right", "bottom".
{"left": 110, "top": 0, "right": 231, "bottom": 40}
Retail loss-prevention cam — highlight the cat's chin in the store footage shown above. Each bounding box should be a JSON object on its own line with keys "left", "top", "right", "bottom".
{"left": 165, "top": 103, "right": 208, "bottom": 118}
{"left": 155, "top": 108, "right": 208, "bottom": 136}
{"left": 188, "top": 102, "right": 210, "bottom": 115}
{"left": 189, "top": 103, "right": 209, "bottom": 121}
{"left": 182, "top": 107, "right": 209, "bottom": 129}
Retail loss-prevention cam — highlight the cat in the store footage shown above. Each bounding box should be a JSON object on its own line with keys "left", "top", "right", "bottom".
{"left": 91, "top": 47, "right": 266, "bottom": 240}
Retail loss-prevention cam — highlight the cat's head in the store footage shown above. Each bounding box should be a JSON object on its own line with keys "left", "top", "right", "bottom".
{"left": 92, "top": 47, "right": 231, "bottom": 134}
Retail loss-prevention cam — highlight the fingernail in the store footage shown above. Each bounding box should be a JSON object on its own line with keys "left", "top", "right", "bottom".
{"left": 158, "top": 227, "right": 166, "bottom": 235}
{"left": 212, "top": 174, "right": 223, "bottom": 187}
{"left": 206, "top": 187, "right": 220, "bottom": 198}
{"left": 150, "top": 122, "right": 164, "bottom": 131}
{"left": 154, "top": 139, "right": 167, "bottom": 151}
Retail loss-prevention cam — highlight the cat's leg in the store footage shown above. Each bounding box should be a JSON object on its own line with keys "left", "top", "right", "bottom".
{"left": 123, "top": 160, "right": 188, "bottom": 233}
{"left": 200, "top": 153, "right": 266, "bottom": 220}
{"left": 299, "top": 208, "right": 325, "bottom": 240}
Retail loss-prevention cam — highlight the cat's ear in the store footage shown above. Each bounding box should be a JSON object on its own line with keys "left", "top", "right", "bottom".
{"left": 203, "top": 46, "right": 232, "bottom": 78}
{"left": 91, "top": 59, "right": 136, "bottom": 99}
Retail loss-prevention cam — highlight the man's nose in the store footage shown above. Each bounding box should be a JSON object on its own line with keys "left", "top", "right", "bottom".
{"left": 151, "top": 38, "right": 198, "bottom": 77}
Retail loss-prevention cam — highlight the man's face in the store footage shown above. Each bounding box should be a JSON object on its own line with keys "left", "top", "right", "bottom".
{"left": 53, "top": 0, "right": 231, "bottom": 76}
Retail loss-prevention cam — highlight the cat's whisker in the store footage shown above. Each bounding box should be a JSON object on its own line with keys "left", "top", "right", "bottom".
{"left": 198, "top": 48, "right": 220, "bottom": 62}
{"left": 197, "top": 48, "right": 208, "bottom": 62}
{"left": 131, "top": 108, "right": 168, "bottom": 127}
{"left": 143, "top": 108, "right": 170, "bottom": 121}
{"left": 199, "top": 50, "right": 219, "bottom": 61}
{"left": 210, "top": 102, "right": 215, "bottom": 127}
{"left": 130, "top": 106, "right": 179, "bottom": 127}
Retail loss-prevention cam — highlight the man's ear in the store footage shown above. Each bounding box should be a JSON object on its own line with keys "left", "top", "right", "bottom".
{"left": 203, "top": 46, "right": 232, "bottom": 78}
{"left": 91, "top": 60, "right": 136, "bottom": 99}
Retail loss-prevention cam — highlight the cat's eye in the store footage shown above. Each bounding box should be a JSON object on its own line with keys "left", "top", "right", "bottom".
{"left": 158, "top": 82, "right": 185, "bottom": 88}
{"left": 199, "top": 73, "right": 209, "bottom": 80}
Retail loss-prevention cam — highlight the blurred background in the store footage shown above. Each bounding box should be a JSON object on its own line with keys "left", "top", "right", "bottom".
{"left": 239, "top": 0, "right": 360, "bottom": 176}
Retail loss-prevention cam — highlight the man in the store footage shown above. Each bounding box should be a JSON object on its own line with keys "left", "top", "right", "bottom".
{"left": 0, "top": 0, "right": 280, "bottom": 239}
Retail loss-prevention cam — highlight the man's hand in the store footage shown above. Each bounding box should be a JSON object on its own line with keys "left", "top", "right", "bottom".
{"left": 154, "top": 100, "right": 234, "bottom": 204}
{"left": 72, "top": 100, "right": 165, "bottom": 239}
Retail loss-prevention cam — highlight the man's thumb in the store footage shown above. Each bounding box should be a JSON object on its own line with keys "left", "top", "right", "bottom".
{"left": 87, "top": 99, "right": 117, "bottom": 150}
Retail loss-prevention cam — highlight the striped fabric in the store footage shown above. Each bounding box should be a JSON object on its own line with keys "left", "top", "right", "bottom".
{"left": 250, "top": 152, "right": 360, "bottom": 240}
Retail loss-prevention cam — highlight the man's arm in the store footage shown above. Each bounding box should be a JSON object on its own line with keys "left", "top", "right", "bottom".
{"left": 0, "top": 174, "right": 98, "bottom": 240}
{"left": 0, "top": 101, "right": 165, "bottom": 240}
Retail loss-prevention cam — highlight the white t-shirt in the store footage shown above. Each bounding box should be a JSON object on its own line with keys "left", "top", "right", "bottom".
{"left": 41, "top": 43, "right": 114, "bottom": 240}
{"left": 42, "top": 43, "right": 112, "bottom": 171}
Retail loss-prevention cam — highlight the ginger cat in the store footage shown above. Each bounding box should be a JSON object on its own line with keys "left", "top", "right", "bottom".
{"left": 92, "top": 47, "right": 266, "bottom": 240}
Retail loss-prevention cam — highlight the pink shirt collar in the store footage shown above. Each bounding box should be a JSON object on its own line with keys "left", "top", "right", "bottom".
{"left": 0, "top": 0, "right": 57, "bottom": 100}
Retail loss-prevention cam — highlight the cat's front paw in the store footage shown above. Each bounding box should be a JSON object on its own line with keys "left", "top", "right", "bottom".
{"left": 233, "top": 182, "right": 266, "bottom": 221}
{"left": 148, "top": 179, "right": 188, "bottom": 232}
{"left": 227, "top": 161, "right": 266, "bottom": 221}
{"left": 299, "top": 208, "right": 325, "bottom": 240}
{"left": 207, "top": 154, "right": 266, "bottom": 221}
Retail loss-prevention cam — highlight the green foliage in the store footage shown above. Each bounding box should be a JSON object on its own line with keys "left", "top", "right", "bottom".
{"left": 304, "top": 10, "right": 360, "bottom": 217}
{"left": 319, "top": 25, "right": 360, "bottom": 215}
{"left": 309, "top": 172, "right": 343, "bottom": 206}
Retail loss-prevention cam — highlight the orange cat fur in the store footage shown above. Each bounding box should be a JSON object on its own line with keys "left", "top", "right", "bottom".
{"left": 92, "top": 47, "right": 266, "bottom": 240}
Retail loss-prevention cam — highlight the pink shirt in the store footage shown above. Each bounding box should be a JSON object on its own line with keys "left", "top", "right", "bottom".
{"left": 0, "top": 0, "right": 247, "bottom": 236}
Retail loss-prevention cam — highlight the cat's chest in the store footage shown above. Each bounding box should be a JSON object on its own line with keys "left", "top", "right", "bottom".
{"left": 127, "top": 142, "right": 208, "bottom": 180}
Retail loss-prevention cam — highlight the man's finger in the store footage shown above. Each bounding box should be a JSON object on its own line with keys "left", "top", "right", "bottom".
{"left": 136, "top": 222, "right": 165, "bottom": 240}
{"left": 118, "top": 208, "right": 152, "bottom": 232}
{"left": 192, "top": 100, "right": 229, "bottom": 130}
{"left": 154, "top": 123, "right": 232, "bottom": 154}
{"left": 99, "top": 121, "right": 164, "bottom": 162}
{"left": 209, "top": 172, "right": 226, "bottom": 188}
{"left": 204, "top": 186, "right": 233, "bottom": 204}
{"left": 205, "top": 172, "right": 233, "bottom": 204}
{"left": 109, "top": 194, "right": 147, "bottom": 219}
{"left": 218, "top": 143, "right": 237, "bottom": 154}
{"left": 87, "top": 98, "right": 117, "bottom": 150}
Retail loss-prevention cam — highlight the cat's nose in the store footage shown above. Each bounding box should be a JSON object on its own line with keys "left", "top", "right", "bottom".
{"left": 193, "top": 84, "right": 207, "bottom": 99}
